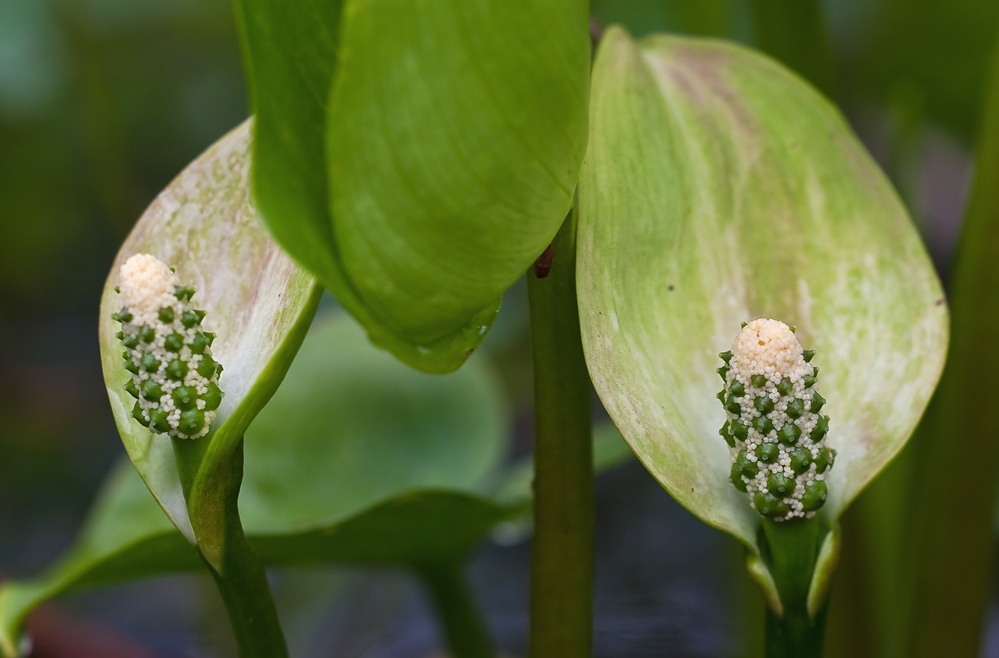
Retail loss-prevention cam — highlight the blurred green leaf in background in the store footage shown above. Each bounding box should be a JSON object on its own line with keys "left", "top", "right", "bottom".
{"left": 1, "top": 309, "right": 633, "bottom": 656}
{"left": 845, "top": 0, "right": 999, "bottom": 141}
{"left": 0, "top": 0, "right": 251, "bottom": 605}
{"left": 1, "top": 312, "right": 513, "bottom": 655}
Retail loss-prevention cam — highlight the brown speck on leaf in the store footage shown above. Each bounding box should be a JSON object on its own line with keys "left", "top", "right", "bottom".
{"left": 534, "top": 243, "right": 554, "bottom": 279}
{"left": 935, "top": 298, "right": 944, "bottom": 306}
{"left": 589, "top": 16, "right": 605, "bottom": 44}
{"left": 465, "top": 348, "right": 474, "bottom": 357}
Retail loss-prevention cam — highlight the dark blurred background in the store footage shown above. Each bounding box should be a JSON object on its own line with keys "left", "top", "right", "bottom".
{"left": 0, "top": 0, "right": 996, "bottom": 656}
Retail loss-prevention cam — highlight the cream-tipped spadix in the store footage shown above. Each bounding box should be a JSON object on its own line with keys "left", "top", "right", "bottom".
{"left": 113, "top": 254, "right": 223, "bottom": 440}
{"left": 720, "top": 319, "right": 833, "bottom": 521}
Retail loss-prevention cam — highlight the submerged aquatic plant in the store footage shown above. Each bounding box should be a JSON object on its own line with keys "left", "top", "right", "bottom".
{"left": 720, "top": 319, "right": 833, "bottom": 520}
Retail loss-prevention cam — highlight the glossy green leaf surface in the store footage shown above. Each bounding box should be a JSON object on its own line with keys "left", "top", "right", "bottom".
{"left": 326, "top": 0, "right": 590, "bottom": 344}
{"left": 98, "top": 120, "right": 321, "bottom": 542}
{"left": 239, "top": 0, "right": 590, "bottom": 372}
{"left": 577, "top": 29, "right": 948, "bottom": 552}
{"left": 1, "top": 313, "right": 511, "bottom": 656}
{"left": 234, "top": 0, "right": 354, "bottom": 357}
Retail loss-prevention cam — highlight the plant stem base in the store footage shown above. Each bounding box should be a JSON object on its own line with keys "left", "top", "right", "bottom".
{"left": 175, "top": 438, "right": 288, "bottom": 658}
{"left": 527, "top": 208, "right": 594, "bottom": 658}
{"left": 762, "top": 516, "right": 826, "bottom": 658}
{"left": 765, "top": 604, "right": 827, "bottom": 658}
{"left": 418, "top": 561, "right": 496, "bottom": 658}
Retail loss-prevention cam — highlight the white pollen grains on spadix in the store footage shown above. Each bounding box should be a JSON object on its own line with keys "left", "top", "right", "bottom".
{"left": 112, "top": 253, "right": 223, "bottom": 440}
{"left": 717, "top": 318, "right": 833, "bottom": 522}
{"left": 119, "top": 253, "right": 179, "bottom": 324}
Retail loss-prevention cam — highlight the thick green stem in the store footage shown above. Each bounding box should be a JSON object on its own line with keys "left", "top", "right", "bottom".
{"left": 761, "top": 517, "right": 825, "bottom": 658}
{"left": 176, "top": 439, "right": 288, "bottom": 658}
{"left": 526, "top": 208, "right": 594, "bottom": 658}
{"left": 765, "top": 605, "right": 828, "bottom": 658}
{"left": 417, "top": 561, "right": 495, "bottom": 658}
{"left": 749, "top": 0, "right": 837, "bottom": 99}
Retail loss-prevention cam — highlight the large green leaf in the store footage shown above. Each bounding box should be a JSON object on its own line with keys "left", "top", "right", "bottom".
{"left": 0, "top": 313, "right": 511, "bottom": 656}
{"left": 577, "top": 29, "right": 948, "bottom": 555}
{"left": 238, "top": 0, "right": 590, "bottom": 373}
{"left": 233, "top": 0, "right": 356, "bottom": 358}
{"left": 98, "top": 120, "right": 321, "bottom": 542}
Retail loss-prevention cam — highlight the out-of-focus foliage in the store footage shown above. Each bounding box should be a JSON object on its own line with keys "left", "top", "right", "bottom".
{"left": 589, "top": 0, "right": 741, "bottom": 38}
{"left": 0, "top": 0, "right": 249, "bottom": 580}
{"left": 0, "top": 0, "right": 246, "bottom": 306}
{"left": 845, "top": 0, "right": 999, "bottom": 141}
{"left": 897, "top": 38, "right": 999, "bottom": 658}
{"left": 1, "top": 312, "right": 513, "bottom": 656}
{"left": 750, "top": 0, "right": 837, "bottom": 97}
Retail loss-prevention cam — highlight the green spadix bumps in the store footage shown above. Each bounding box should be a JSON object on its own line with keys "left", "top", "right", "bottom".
{"left": 719, "top": 319, "right": 832, "bottom": 520}
{"left": 112, "top": 254, "right": 223, "bottom": 440}
{"left": 577, "top": 28, "right": 947, "bottom": 569}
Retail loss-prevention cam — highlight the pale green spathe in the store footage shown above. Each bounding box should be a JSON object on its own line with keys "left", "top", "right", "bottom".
{"left": 577, "top": 28, "right": 948, "bottom": 553}
{"left": 98, "top": 120, "right": 321, "bottom": 543}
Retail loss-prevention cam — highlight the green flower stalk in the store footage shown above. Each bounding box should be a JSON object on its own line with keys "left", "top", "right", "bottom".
{"left": 113, "top": 253, "right": 223, "bottom": 440}
{"left": 719, "top": 319, "right": 834, "bottom": 521}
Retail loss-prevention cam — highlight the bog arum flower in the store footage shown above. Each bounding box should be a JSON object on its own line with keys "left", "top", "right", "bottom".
{"left": 98, "top": 121, "right": 320, "bottom": 541}
{"left": 98, "top": 124, "right": 323, "bottom": 657}
{"left": 113, "top": 253, "right": 223, "bottom": 440}
{"left": 576, "top": 29, "right": 949, "bottom": 615}
{"left": 719, "top": 319, "right": 833, "bottom": 520}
